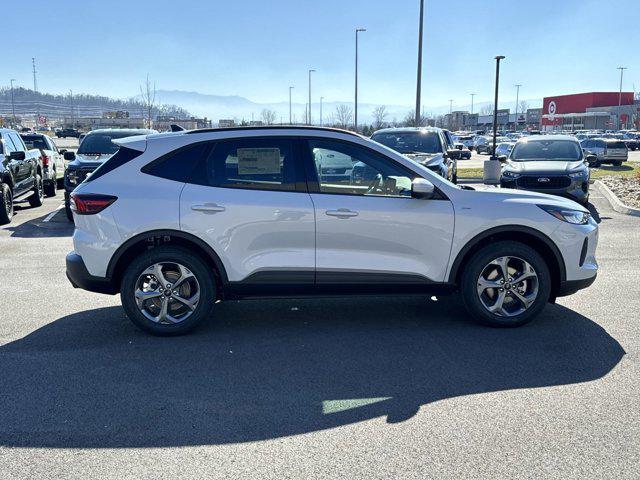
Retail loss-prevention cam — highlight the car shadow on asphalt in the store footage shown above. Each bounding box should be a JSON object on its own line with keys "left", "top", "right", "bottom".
{"left": 0, "top": 296, "right": 624, "bottom": 448}
{"left": 6, "top": 209, "right": 72, "bottom": 238}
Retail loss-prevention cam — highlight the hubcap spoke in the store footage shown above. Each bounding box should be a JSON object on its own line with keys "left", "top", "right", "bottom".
{"left": 512, "top": 263, "right": 536, "bottom": 284}
{"left": 511, "top": 289, "right": 536, "bottom": 309}
{"left": 488, "top": 290, "right": 507, "bottom": 316}
{"left": 172, "top": 264, "right": 195, "bottom": 290}
{"left": 135, "top": 288, "right": 162, "bottom": 304}
{"left": 172, "top": 292, "right": 200, "bottom": 311}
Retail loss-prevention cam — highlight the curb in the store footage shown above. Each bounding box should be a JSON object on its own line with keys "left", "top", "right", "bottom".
{"left": 594, "top": 180, "right": 640, "bottom": 217}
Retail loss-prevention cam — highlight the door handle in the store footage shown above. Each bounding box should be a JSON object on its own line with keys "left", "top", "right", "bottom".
{"left": 191, "top": 203, "right": 226, "bottom": 213}
{"left": 325, "top": 208, "right": 358, "bottom": 218}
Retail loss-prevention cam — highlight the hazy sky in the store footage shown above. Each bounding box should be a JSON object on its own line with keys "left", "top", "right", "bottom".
{"left": 6, "top": 0, "right": 638, "bottom": 109}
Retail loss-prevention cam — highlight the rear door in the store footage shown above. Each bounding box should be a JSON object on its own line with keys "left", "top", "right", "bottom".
{"left": 302, "top": 137, "right": 455, "bottom": 285}
{"left": 179, "top": 136, "right": 316, "bottom": 289}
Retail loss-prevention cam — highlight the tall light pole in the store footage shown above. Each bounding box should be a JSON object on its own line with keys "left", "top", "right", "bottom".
{"left": 470, "top": 93, "right": 476, "bottom": 114}
{"left": 307, "top": 69, "right": 315, "bottom": 125}
{"left": 355, "top": 28, "right": 366, "bottom": 132}
{"left": 289, "top": 86, "right": 294, "bottom": 124}
{"left": 320, "top": 96, "right": 324, "bottom": 126}
{"left": 449, "top": 99, "right": 453, "bottom": 114}
{"left": 491, "top": 56, "right": 505, "bottom": 160}
{"left": 617, "top": 67, "right": 627, "bottom": 130}
{"left": 415, "top": 0, "right": 424, "bottom": 127}
{"left": 10, "top": 79, "right": 16, "bottom": 125}
{"left": 514, "top": 84, "right": 522, "bottom": 132}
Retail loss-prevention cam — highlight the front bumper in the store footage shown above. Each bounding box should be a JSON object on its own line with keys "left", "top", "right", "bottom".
{"left": 557, "top": 275, "right": 597, "bottom": 297}
{"left": 66, "top": 252, "right": 118, "bottom": 295}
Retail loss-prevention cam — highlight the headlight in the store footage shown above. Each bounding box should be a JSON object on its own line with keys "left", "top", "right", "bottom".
{"left": 502, "top": 170, "right": 520, "bottom": 178}
{"left": 66, "top": 170, "right": 79, "bottom": 186}
{"left": 538, "top": 204, "right": 590, "bottom": 224}
{"left": 568, "top": 169, "right": 588, "bottom": 179}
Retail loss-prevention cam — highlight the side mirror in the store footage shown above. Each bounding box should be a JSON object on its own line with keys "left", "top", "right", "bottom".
{"left": 412, "top": 178, "right": 435, "bottom": 199}
{"left": 59, "top": 149, "right": 67, "bottom": 155}
{"left": 64, "top": 151, "right": 76, "bottom": 161}
{"left": 585, "top": 154, "right": 598, "bottom": 166}
{"left": 447, "top": 149, "right": 461, "bottom": 160}
{"left": 8, "top": 151, "right": 26, "bottom": 161}
{"left": 456, "top": 144, "right": 463, "bottom": 150}
{"left": 498, "top": 155, "right": 508, "bottom": 163}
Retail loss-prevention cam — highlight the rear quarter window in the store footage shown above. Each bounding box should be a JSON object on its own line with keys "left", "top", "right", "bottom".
{"left": 142, "top": 142, "right": 211, "bottom": 183}
{"left": 86, "top": 147, "right": 144, "bottom": 183}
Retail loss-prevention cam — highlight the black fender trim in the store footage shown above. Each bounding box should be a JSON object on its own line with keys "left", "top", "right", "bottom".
{"left": 447, "top": 225, "right": 567, "bottom": 283}
{"left": 106, "top": 229, "right": 229, "bottom": 287}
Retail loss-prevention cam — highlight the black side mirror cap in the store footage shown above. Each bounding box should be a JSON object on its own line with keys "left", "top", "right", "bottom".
{"left": 585, "top": 154, "right": 598, "bottom": 166}
{"left": 446, "top": 149, "right": 461, "bottom": 160}
{"left": 8, "top": 151, "right": 26, "bottom": 161}
{"left": 498, "top": 155, "right": 508, "bottom": 163}
{"left": 59, "top": 149, "right": 67, "bottom": 155}
{"left": 64, "top": 151, "right": 76, "bottom": 161}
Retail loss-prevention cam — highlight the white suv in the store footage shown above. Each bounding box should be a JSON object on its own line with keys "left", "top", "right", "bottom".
{"left": 66, "top": 127, "right": 598, "bottom": 335}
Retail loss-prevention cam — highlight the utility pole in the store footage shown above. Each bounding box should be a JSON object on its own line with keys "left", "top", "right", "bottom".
{"left": 617, "top": 67, "right": 627, "bottom": 130}
{"left": 10, "top": 79, "right": 16, "bottom": 125}
{"left": 308, "top": 69, "right": 315, "bottom": 125}
{"left": 69, "top": 90, "right": 74, "bottom": 127}
{"left": 414, "top": 0, "right": 424, "bottom": 127}
{"left": 491, "top": 56, "right": 505, "bottom": 160}
{"left": 289, "top": 86, "right": 294, "bottom": 124}
{"left": 320, "top": 96, "right": 324, "bottom": 126}
{"left": 470, "top": 93, "right": 476, "bottom": 114}
{"left": 32, "top": 57, "right": 39, "bottom": 127}
{"left": 355, "top": 28, "right": 366, "bottom": 132}
{"left": 449, "top": 99, "right": 453, "bottom": 114}
{"left": 514, "top": 84, "right": 522, "bottom": 132}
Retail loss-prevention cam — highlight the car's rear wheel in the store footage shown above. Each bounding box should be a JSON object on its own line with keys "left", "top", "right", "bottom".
{"left": 28, "top": 174, "right": 44, "bottom": 207}
{"left": 0, "top": 183, "right": 13, "bottom": 225}
{"left": 44, "top": 169, "right": 57, "bottom": 197}
{"left": 461, "top": 241, "right": 551, "bottom": 327}
{"left": 121, "top": 246, "right": 216, "bottom": 335}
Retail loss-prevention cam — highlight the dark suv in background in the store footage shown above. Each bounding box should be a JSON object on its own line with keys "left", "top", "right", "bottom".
{"left": 500, "top": 135, "right": 596, "bottom": 205}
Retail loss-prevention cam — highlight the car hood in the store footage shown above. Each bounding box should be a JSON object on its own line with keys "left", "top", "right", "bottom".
{"left": 464, "top": 185, "right": 588, "bottom": 211}
{"left": 405, "top": 153, "right": 444, "bottom": 166}
{"left": 505, "top": 160, "right": 584, "bottom": 173}
{"left": 69, "top": 153, "right": 114, "bottom": 168}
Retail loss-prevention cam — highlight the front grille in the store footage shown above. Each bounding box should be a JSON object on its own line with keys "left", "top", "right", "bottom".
{"left": 517, "top": 175, "right": 571, "bottom": 189}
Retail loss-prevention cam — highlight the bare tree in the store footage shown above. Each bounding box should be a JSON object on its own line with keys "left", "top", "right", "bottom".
{"left": 139, "top": 74, "right": 156, "bottom": 129}
{"left": 372, "top": 105, "right": 388, "bottom": 130}
{"left": 261, "top": 108, "right": 277, "bottom": 125}
{"left": 335, "top": 104, "right": 353, "bottom": 129}
{"left": 402, "top": 109, "right": 428, "bottom": 127}
{"left": 518, "top": 100, "right": 529, "bottom": 114}
{"left": 479, "top": 104, "right": 494, "bottom": 116}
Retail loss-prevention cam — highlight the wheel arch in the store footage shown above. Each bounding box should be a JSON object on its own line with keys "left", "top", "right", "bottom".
{"left": 448, "top": 225, "right": 566, "bottom": 295}
{"left": 107, "top": 229, "right": 229, "bottom": 298}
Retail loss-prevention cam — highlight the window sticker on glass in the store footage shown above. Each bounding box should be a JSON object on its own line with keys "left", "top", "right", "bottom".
{"left": 237, "top": 148, "right": 281, "bottom": 175}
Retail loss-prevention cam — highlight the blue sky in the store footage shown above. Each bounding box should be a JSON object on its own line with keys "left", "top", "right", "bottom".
{"left": 5, "top": 0, "right": 638, "bottom": 109}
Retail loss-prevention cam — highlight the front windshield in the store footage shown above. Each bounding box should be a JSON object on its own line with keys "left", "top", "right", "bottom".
{"left": 371, "top": 131, "right": 442, "bottom": 155}
{"left": 510, "top": 140, "right": 582, "bottom": 161}
{"left": 77, "top": 131, "right": 135, "bottom": 155}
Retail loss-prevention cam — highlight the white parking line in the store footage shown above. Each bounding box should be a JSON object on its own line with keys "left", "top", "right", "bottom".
{"left": 43, "top": 204, "right": 64, "bottom": 223}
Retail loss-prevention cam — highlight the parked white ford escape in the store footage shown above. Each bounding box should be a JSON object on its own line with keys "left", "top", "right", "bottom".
{"left": 66, "top": 127, "right": 598, "bottom": 335}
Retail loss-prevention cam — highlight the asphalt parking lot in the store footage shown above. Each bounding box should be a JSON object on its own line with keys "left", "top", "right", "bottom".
{"left": 0, "top": 186, "right": 638, "bottom": 479}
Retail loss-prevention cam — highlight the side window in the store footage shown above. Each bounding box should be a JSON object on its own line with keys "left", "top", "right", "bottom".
{"left": 143, "top": 142, "right": 210, "bottom": 183}
{"left": 3, "top": 133, "right": 17, "bottom": 154}
{"left": 307, "top": 139, "right": 414, "bottom": 197}
{"left": 9, "top": 133, "right": 26, "bottom": 151}
{"left": 200, "top": 137, "right": 297, "bottom": 191}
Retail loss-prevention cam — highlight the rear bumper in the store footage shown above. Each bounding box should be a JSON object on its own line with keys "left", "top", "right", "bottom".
{"left": 66, "top": 252, "right": 118, "bottom": 295}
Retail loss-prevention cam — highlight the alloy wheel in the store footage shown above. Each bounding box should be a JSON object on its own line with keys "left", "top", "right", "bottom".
{"left": 4, "top": 188, "right": 12, "bottom": 218}
{"left": 476, "top": 256, "right": 539, "bottom": 317}
{"left": 134, "top": 262, "right": 200, "bottom": 324}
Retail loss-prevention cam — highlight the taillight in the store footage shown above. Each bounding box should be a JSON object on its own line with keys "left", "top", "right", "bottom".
{"left": 70, "top": 193, "right": 117, "bottom": 215}
{"left": 41, "top": 153, "right": 49, "bottom": 166}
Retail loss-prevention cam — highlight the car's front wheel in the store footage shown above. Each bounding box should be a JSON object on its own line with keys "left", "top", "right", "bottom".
{"left": 28, "top": 174, "right": 44, "bottom": 207}
{"left": 461, "top": 241, "right": 551, "bottom": 327}
{"left": 0, "top": 183, "right": 13, "bottom": 225}
{"left": 120, "top": 246, "right": 216, "bottom": 335}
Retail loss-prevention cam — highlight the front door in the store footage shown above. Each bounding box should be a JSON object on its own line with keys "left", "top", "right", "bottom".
{"left": 302, "top": 137, "right": 455, "bottom": 285}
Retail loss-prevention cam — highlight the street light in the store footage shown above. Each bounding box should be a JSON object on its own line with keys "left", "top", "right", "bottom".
{"left": 308, "top": 69, "right": 315, "bottom": 125}
{"left": 514, "top": 84, "right": 522, "bottom": 132}
{"left": 355, "top": 28, "right": 366, "bottom": 132}
{"left": 617, "top": 67, "right": 627, "bottom": 130}
{"left": 491, "top": 56, "right": 505, "bottom": 160}
{"left": 415, "top": 0, "right": 425, "bottom": 127}
{"left": 289, "top": 86, "right": 294, "bottom": 124}
{"left": 449, "top": 99, "right": 453, "bottom": 114}
{"left": 320, "top": 96, "right": 324, "bottom": 126}
{"left": 10, "top": 79, "right": 16, "bottom": 126}
{"left": 470, "top": 93, "right": 476, "bottom": 114}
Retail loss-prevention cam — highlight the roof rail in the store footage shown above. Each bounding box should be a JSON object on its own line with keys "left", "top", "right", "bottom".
{"left": 185, "top": 125, "right": 362, "bottom": 137}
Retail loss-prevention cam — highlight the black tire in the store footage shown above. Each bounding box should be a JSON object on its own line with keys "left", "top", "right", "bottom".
{"left": 64, "top": 194, "right": 74, "bottom": 222}
{"left": 461, "top": 241, "right": 551, "bottom": 328}
{"left": 28, "top": 174, "right": 44, "bottom": 207}
{"left": 0, "top": 183, "right": 13, "bottom": 225}
{"left": 451, "top": 169, "right": 458, "bottom": 184}
{"left": 44, "top": 171, "right": 57, "bottom": 197}
{"left": 120, "top": 246, "right": 216, "bottom": 336}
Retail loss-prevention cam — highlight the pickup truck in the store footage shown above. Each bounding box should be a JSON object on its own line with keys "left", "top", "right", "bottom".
{"left": 0, "top": 128, "right": 45, "bottom": 224}
{"left": 20, "top": 133, "right": 66, "bottom": 197}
